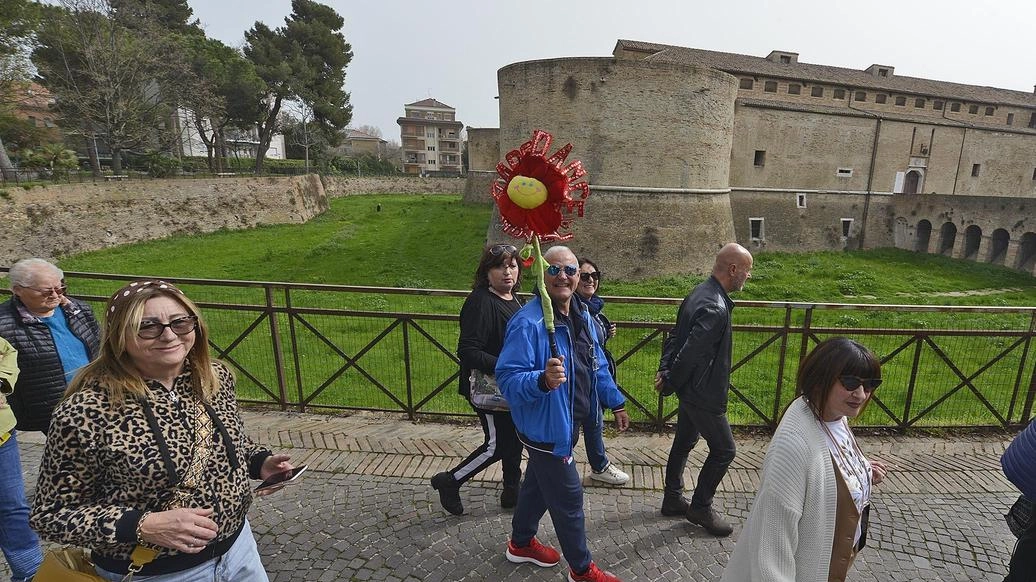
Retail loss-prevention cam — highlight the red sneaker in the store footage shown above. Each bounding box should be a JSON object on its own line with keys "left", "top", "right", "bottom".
{"left": 568, "top": 562, "right": 622, "bottom": 582}
{"left": 505, "top": 537, "right": 560, "bottom": 567}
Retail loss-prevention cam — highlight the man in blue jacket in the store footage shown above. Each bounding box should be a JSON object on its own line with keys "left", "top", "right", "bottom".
{"left": 496, "top": 245, "right": 629, "bottom": 582}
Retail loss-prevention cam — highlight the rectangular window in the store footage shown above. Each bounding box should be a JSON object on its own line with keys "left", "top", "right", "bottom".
{"left": 951, "top": 102, "right": 961, "bottom": 112}
{"left": 1007, "top": 113, "right": 1015, "bottom": 125}
{"left": 796, "top": 193, "right": 807, "bottom": 208}
{"left": 764, "top": 80, "right": 778, "bottom": 93}
{"left": 754, "top": 150, "right": 766, "bottom": 167}
{"left": 875, "top": 94, "right": 887, "bottom": 104}
{"left": 780, "top": 55, "right": 791, "bottom": 64}
{"left": 833, "top": 89, "right": 846, "bottom": 99}
{"left": 750, "top": 218, "right": 764, "bottom": 240}
{"left": 915, "top": 98, "right": 925, "bottom": 108}
{"left": 841, "top": 218, "right": 854, "bottom": 239}
{"left": 971, "top": 163, "right": 981, "bottom": 177}
{"left": 1030, "top": 112, "right": 1036, "bottom": 128}
{"left": 427, "top": 146, "right": 436, "bottom": 151}
{"left": 837, "top": 167, "right": 854, "bottom": 178}
{"left": 429, "top": 159, "right": 435, "bottom": 164}
{"left": 1032, "top": 167, "right": 1036, "bottom": 180}
{"left": 426, "top": 130, "right": 436, "bottom": 138}
{"left": 788, "top": 83, "right": 801, "bottom": 95}
{"left": 895, "top": 96, "right": 906, "bottom": 106}
{"left": 854, "top": 91, "right": 867, "bottom": 102}
{"left": 811, "top": 86, "right": 824, "bottom": 98}
{"left": 739, "top": 78, "right": 754, "bottom": 89}
{"left": 985, "top": 106, "right": 995, "bottom": 116}
{"left": 969, "top": 105, "right": 979, "bottom": 114}
{"left": 933, "top": 100, "right": 945, "bottom": 110}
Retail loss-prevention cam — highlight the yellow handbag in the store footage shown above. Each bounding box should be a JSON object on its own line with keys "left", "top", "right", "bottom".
{"left": 35, "top": 545, "right": 157, "bottom": 582}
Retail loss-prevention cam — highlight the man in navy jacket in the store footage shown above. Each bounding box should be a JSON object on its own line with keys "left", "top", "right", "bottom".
{"left": 497, "top": 245, "right": 629, "bottom": 582}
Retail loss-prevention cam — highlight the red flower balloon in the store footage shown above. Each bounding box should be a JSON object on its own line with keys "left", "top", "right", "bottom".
{"left": 491, "top": 130, "right": 590, "bottom": 242}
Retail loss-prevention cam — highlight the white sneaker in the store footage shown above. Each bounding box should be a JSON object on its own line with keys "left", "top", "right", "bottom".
{"left": 589, "top": 463, "right": 629, "bottom": 485}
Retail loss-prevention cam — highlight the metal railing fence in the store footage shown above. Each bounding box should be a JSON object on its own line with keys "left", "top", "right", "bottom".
{"left": 2, "top": 271, "right": 1033, "bottom": 430}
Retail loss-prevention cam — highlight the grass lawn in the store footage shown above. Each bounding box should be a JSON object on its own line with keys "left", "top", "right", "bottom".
{"left": 54, "top": 194, "right": 1036, "bottom": 427}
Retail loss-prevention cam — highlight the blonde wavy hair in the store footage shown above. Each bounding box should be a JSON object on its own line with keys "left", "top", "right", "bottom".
{"left": 65, "top": 282, "right": 219, "bottom": 406}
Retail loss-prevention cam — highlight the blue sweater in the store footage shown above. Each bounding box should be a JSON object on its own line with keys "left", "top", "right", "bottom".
{"left": 496, "top": 295, "right": 625, "bottom": 458}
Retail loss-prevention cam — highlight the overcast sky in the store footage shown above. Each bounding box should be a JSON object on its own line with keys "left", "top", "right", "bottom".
{"left": 187, "top": 0, "right": 1036, "bottom": 143}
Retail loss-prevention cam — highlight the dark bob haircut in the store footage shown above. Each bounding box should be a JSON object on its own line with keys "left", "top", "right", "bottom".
{"left": 472, "top": 243, "right": 523, "bottom": 292}
{"left": 796, "top": 337, "right": 881, "bottom": 419}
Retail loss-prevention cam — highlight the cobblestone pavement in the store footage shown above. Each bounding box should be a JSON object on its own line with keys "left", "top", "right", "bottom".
{"left": 8, "top": 411, "right": 1019, "bottom": 581}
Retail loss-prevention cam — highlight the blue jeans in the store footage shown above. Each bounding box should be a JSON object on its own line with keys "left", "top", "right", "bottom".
{"left": 95, "top": 520, "right": 268, "bottom": 582}
{"left": 581, "top": 412, "right": 609, "bottom": 473}
{"left": 511, "top": 446, "right": 591, "bottom": 573}
{"left": 0, "top": 431, "right": 42, "bottom": 582}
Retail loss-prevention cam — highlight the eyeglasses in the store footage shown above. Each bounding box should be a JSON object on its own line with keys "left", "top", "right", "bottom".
{"left": 545, "top": 264, "right": 578, "bottom": 277}
{"left": 579, "top": 272, "right": 601, "bottom": 283}
{"left": 839, "top": 375, "right": 882, "bottom": 393}
{"left": 20, "top": 284, "right": 67, "bottom": 296}
{"left": 138, "top": 316, "right": 198, "bottom": 339}
{"left": 489, "top": 244, "right": 517, "bottom": 256}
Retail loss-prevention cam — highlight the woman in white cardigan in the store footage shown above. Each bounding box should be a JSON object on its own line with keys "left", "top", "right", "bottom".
{"left": 721, "top": 337, "right": 888, "bottom": 582}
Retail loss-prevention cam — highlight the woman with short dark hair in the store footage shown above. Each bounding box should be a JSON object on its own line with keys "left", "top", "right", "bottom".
{"left": 721, "top": 337, "right": 888, "bottom": 582}
{"left": 431, "top": 244, "right": 524, "bottom": 515}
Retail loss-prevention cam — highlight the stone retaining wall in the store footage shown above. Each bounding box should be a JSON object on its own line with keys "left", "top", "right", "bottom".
{"left": 322, "top": 176, "right": 465, "bottom": 197}
{"left": 0, "top": 175, "right": 327, "bottom": 265}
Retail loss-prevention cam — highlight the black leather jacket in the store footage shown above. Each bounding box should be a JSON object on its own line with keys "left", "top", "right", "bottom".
{"left": 658, "top": 276, "right": 733, "bottom": 413}
{"left": 0, "top": 296, "right": 101, "bottom": 431}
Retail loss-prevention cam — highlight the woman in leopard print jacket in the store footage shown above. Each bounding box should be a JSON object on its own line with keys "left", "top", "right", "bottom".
{"left": 30, "top": 280, "right": 293, "bottom": 581}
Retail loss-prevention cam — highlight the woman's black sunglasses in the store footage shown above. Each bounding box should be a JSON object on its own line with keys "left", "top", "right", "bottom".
{"left": 839, "top": 375, "right": 882, "bottom": 392}
{"left": 579, "top": 272, "right": 601, "bottom": 282}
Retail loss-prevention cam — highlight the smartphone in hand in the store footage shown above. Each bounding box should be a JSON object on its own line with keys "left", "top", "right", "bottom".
{"left": 255, "top": 465, "right": 307, "bottom": 493}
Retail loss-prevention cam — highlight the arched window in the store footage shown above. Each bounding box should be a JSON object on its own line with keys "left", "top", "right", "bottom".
{"left": 915, "top": 220, "right": 932, "bottom": 253}
{"left": 989, "top": 229, "right": 1009, "bottom": 265}
{"left": 939, "top": 222, "right": 957, "bottom": 256}
{"left": 963, "top": 225, "right": 982, "bottom": 260}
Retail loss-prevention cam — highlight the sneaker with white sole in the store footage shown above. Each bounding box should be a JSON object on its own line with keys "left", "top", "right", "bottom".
{"left": 505, "top": 537, "right": 560, "bottom": 567}
{"left": 589, "top": 463, "right": 629, "bottom": 485}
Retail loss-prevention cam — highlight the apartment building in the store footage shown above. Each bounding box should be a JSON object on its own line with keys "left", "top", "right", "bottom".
{"left": 397, "top": 98, "right": 463, "bottom": 175}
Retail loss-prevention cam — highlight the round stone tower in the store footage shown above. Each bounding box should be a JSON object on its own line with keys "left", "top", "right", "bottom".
{"left": 493, "top": 57, "right": 738, "bottom": 278}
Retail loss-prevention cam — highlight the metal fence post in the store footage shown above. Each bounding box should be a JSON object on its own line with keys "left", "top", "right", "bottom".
{"left": 265, "top": 285, "right": 290, "bottom": 411}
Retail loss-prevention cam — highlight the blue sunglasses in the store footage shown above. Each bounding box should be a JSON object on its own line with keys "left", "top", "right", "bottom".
{"left": 545, "top": 264, "right": 578, "bottom": 277}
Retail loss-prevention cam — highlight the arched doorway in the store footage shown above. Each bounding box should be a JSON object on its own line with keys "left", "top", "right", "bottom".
{"left": 939, "top": 222, "right": 957, "bottom": 256}
{"left": 963, "top": 225, "right": 982, "bottom": 260}
{"left": 915, "top": 220, "right": 932, "bottom": 252}
{"left": 989, "top": 229, "right": 1009, "bottom": 265}
{"left": 904, "top": 170, "right": 921, "bottom": 194}
{"left": 1017, "top": 232, "right": 1036, "bottom": 271}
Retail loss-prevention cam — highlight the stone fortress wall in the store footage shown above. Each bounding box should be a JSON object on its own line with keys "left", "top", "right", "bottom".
{"left": 472, "top": 40, "right": 1036, "bottom": 277}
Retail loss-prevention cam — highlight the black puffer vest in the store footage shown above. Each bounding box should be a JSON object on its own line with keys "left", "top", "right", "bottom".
{"left": 0, "top": 296, "right": 101, "bottom": 431}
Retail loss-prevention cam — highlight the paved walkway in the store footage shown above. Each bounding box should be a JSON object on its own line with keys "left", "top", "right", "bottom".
{"left": 9, "top": 411, "right": 1020, "bottom": 581}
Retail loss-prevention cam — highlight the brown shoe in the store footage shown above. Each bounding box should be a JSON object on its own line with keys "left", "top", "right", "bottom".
{"left": 686, "top": 506, "right": 734, "bottom": 537}
{"left": 660, "top": 494, "right": 690, "bottom": 517}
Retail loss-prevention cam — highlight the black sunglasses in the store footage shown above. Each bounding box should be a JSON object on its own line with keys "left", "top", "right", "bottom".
{"left": 489, "top": 244, "right": 517, "bottom": 256}
{"left": 839, "top": 375, "right": 882, "bottom": 393}
{"left": 579, "top": 272, "right": 601, "bottom": 283}
{"left": 138, "top": 316, "right": 199, "bottom": 339}
{"left": 545, "top": 264, "right": 578, "bottom": 277}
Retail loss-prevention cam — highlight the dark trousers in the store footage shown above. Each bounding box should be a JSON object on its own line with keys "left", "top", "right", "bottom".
{"left": 449, "top": 403, "right": 522, "bottom": 488}
{"left": 1005, "top": 516, "right": 1036, "bottom": 582}
{"left": 664, "top": 399, "right": 736, "bottom": 509}
{"left": 511, "top": 445, "right": 591, "bottom": 573}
